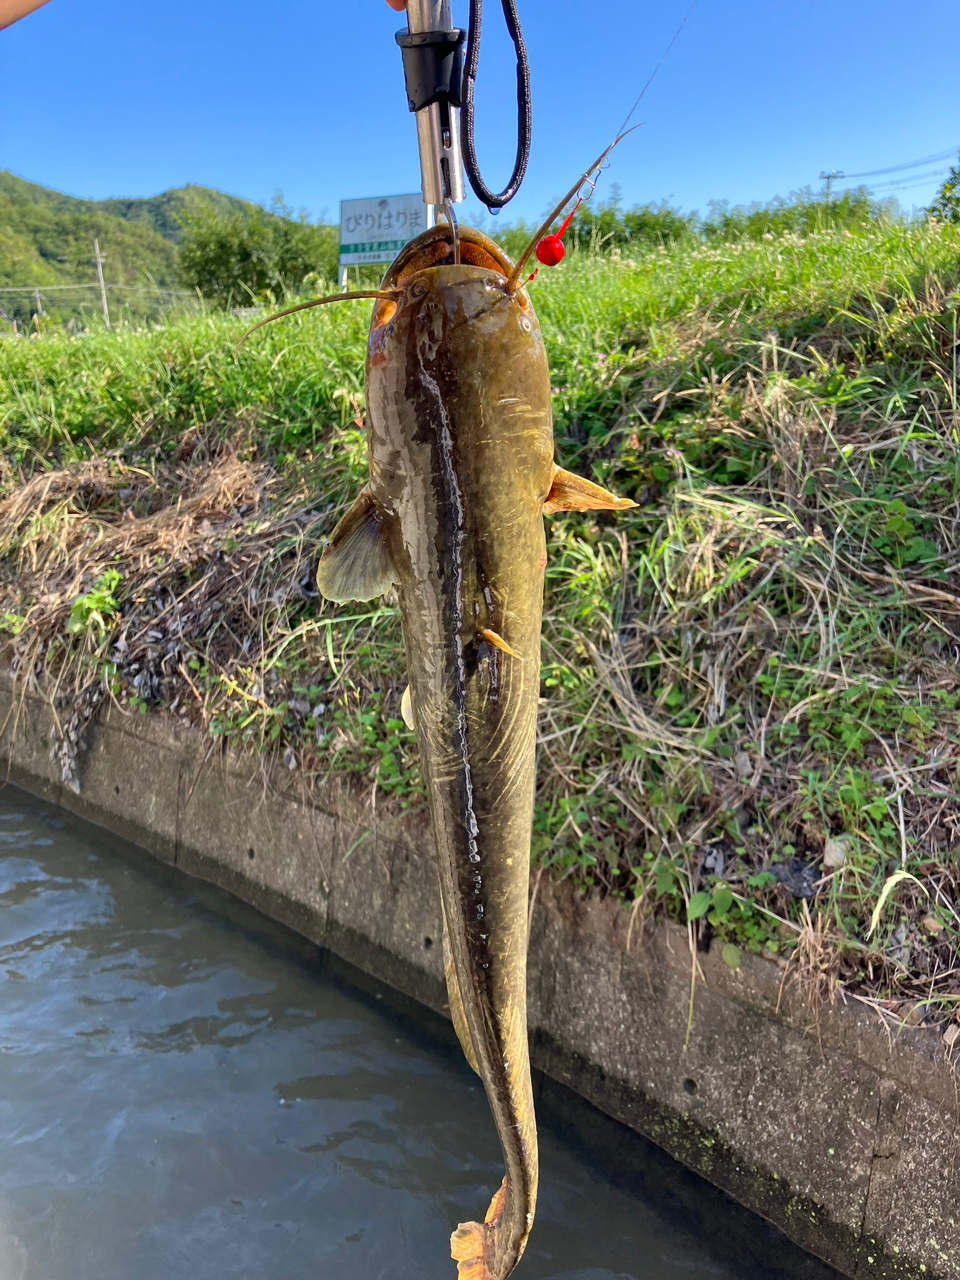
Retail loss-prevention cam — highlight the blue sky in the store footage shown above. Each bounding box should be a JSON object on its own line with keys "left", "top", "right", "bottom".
{"left": 3, "top": 0, "right": 958, "bottom": 228}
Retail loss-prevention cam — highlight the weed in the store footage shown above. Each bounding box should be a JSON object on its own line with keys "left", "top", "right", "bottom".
{"left": 67, "top": 569, "right": 122, "bottom": 638}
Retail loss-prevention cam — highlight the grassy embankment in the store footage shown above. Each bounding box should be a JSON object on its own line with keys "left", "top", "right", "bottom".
{"left": 1, "top": 218, "right": 959, "bottom": 1024}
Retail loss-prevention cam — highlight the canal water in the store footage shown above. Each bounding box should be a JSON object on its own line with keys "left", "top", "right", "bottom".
{"left": 0, "top": 785, "right": 839, "bottom": 1280}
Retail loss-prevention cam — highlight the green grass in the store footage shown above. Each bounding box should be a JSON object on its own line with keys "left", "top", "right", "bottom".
{"left": 2, "top": 215, "right": 960, "bottom": 1021}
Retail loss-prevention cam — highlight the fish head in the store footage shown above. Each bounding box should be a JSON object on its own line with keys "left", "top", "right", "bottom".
{"left": 365, "top": 225, "right": 553, "bottom": 508}
{"left": 369, "top": 224, "right": 540, "bottom": 359}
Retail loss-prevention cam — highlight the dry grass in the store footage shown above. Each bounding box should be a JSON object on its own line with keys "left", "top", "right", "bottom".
{"left": 0, "top": 446, "right": 334, "bottom": 788}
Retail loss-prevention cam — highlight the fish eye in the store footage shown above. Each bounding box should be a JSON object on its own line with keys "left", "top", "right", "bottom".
{"left": 520, "top": 317, "right": 532, "bottom": 332}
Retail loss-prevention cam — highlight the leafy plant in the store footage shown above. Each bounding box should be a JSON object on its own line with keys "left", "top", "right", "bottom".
{"left": 178, "top": 195, "right": 337, "bottom": 307}
{"left": 67, "top": 570, "right": 122, "bottom": 638}
{"left": 927, "top": 154, "right": 960, "bottom": 223}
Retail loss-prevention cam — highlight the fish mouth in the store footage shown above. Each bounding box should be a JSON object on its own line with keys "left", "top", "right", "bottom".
{"left": 379, "top": 224, "right": 514, "bottom": 290}
{"left": 372, "top": 226, "right": 533, "bottom": 333}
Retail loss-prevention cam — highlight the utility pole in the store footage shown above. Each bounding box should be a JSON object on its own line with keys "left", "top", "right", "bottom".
{"left": 94, "top": 237, "right": 110, "bottom": 329}
{"left": 819, "top": 170, "right": 844, "bottom": 199}
{"left": 33, "top": 287, "right": 42, "bottom": 316}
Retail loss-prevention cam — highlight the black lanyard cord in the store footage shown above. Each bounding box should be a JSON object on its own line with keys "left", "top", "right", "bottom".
{"left": 460, "top": 0, "right": 532, "bottom": 211}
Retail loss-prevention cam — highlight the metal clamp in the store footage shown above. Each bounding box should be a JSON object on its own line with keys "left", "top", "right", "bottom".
{"left": 395, "top": 0, "right": 466, "bottom": 208}
{"left": 396, "top": 27, "right": 464, "bottom": 113}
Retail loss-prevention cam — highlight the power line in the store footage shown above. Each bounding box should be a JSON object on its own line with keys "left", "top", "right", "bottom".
{"left": 107, "top": 284, "right": 196, "bottom": 294}
{"left": 867, "top": 169, "right": 950, "bottom": 192}
{"left": 0, "top": 283, "right": 100, "bottom": 292}
{"left": 841, "top": 145, "right": 958, "bottom": 180}
{"left": 838, "top": 167, "right": 950, "bottom": 197}
{"left": 0, "top": 283, "right": 194, "bottom": 294}
{"left": 859, "top": 169, "right": 947, "bottom": 191}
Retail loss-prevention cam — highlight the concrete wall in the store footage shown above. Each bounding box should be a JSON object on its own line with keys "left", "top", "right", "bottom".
{"left": 1, "top": 675, "right": 957, "bottom": 1280}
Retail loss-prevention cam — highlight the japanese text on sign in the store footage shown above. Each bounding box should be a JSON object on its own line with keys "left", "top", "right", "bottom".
{"left": 339, "top": 194, "right": 426, "bottom": 267}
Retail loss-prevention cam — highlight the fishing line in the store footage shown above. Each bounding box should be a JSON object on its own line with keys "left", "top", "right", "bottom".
{"left": 506, "top": 130, "right": 638, "bottom": 291}
{"left": 615, "top": 0, "right": 698, "bottom": 139}
{"left": 515, "top": 3, "right": 698, "bottom": 281}
{"left": 461, "top": 0, "right": 532, "bottom": 212}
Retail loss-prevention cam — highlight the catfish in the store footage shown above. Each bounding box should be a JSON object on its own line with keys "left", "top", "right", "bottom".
{"left": 242, "top": 147, "right": 635, "bottom": 1280}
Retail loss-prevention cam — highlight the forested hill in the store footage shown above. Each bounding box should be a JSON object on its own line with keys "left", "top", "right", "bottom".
{"left": 0, "top": 171, "right": 256, "bottom": 291}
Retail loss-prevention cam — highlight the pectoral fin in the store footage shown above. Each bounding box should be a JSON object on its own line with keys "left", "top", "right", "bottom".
{"left": 543, "top": 465, "right": 637, "bottom": 515}
{"left": 316, "top": 488, "right": 397, "bottom": 602}
{"left": 443, "top": 911, "right": 479, "bottom": 1076}
{"left": 400, "top": 684, "right": 414, "bottom": 731}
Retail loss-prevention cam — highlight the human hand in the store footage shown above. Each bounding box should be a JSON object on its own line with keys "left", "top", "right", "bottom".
{"left": 0, "top": 0, "right": 51, "bottom": 29}
{"left": 385, "top": 0, "right": 407, "bottom": 10}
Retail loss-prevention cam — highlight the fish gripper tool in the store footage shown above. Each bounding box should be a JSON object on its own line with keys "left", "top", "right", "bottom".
{"left": 395, "top": 0, "right": 467, "bottom": 208}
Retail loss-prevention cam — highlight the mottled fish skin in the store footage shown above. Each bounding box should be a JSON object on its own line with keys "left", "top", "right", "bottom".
{"left": 368, "top": 226, "right": 549, "bottom": 1280}
{"left": 315, "top": 223, "right": 632, "bottom": 1279}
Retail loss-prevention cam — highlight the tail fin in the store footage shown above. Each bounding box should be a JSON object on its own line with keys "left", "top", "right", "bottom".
{"left": 450, "top": 1178, "right": 508, "bottom": 1280}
